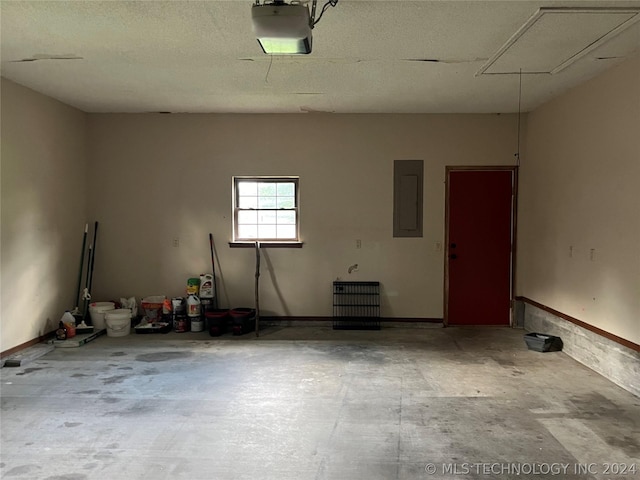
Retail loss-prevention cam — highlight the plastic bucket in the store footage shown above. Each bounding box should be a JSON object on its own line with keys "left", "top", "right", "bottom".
{"left": 105, "top": 309, "right": 132, "bottom": 337}
{"left": 89, "top": 302, "right": 116, "bottom": 330}
{"left": 141, "top": 295, "right": 165, "bottom": 322}
{"left": 205, "top": 309, "right": 229, "bottom": 330}
{"left": 229, "top": 308, "right": 256, "bottom": 336}
{"left": 229, "top": 308, "right": 256, "bottom": 319}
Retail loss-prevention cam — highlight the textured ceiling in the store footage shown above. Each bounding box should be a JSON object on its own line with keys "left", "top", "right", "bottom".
{"left": 1, "top": 0, "right": 639, "bottom": 113}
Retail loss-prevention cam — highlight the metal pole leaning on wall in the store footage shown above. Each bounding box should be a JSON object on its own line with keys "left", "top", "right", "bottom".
{"left": 86, "top": 221, "right": 99, "bottom": 296}
{"left": 81, "top": 221, "right": 99, "bottom": 321}
{"left": 73, "top": 223, "right": 88, "bottom": 313}
{"left": 255, "top": 241, "right": 261, "bottom": 337}
{"left": 209, "top": 233, "right": 219, "bottom": 309}
{"left": 81, "top": 241, "right": 93, "bottom": 319}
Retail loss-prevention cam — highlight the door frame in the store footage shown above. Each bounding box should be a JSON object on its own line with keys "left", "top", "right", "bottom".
{"left": 443, "top": 166, "right": 519, "bottom": 327}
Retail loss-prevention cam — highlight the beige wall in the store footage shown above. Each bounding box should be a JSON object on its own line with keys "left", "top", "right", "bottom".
{"left": 1, "top": 78, "right": 87, "bottom": 352}
{"left": 4, "top": 54, "right": 637, "bottom": 351}
{"left": 518, "top": 54, "right": 640, "bottom": 345}
{"left": 86, "top": 114, "right": 518, "bottom": 318}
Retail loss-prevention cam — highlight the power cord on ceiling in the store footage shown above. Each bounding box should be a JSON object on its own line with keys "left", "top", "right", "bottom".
{"left": 312, "top": 0, "right": 338, "bottom": 28}
{"left": 265, "top": 54, "right": 274, "bottom": 83}
{"left": 516, "top": 68, "right": 522, "bottom": 167}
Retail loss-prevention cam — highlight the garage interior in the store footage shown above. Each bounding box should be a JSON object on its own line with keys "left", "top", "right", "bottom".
{"left": 1, "top": 1, "right": 639, "bottom": 479}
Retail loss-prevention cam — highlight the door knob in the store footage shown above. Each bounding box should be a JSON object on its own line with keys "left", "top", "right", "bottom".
{"left": 450, "top": 254, "right": 458, "bottom": 260}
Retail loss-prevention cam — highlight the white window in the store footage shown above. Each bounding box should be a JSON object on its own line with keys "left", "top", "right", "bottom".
{"left": 233, "top": 177, "right": 299, "bottom": 242}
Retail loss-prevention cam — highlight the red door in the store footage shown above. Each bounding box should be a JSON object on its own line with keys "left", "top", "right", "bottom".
{"left": 446, "top": 169, "right": 514, "bottom": 325}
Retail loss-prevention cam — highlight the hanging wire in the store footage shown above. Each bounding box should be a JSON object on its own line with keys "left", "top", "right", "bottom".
{"left": 516, "top": 68, "right": 522, "bottom": 167}
{"left": 255, "top": 0, "right": 338, "bottom": 29}
{"left": 265, "top": 53, "right": 274, "bottom": 83}
{"left": 312, "top": 0, "right": 338, "bottom": 27}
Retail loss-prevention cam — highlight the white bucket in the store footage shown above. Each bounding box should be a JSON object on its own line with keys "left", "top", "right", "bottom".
{"left": 105, "top": 309, "right": 132, "bottom": 337}
{"left": 89, "top": 302, "right": 116, "bottom": 330}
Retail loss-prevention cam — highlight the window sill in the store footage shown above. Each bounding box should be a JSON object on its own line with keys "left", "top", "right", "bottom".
{"left": 229, "top": 241, "right": 303, "bottom": 248}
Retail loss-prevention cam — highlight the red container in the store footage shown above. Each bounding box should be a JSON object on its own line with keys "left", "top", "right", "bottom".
{"left": 229, "top": 308, "right": 256, "bottom": 335}
{"left": 205, "top": 309, "right": 229, "bottom": 328}
{"left": 229, "top": 308, "right": 255, "bottom": 319}
{"left": 64, "top": 323, "right": 76, "bottom": 338}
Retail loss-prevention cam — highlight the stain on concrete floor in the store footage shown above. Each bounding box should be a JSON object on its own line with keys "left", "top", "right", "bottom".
{"left": 1, "top": 327, "right": 638, "bottom": 480}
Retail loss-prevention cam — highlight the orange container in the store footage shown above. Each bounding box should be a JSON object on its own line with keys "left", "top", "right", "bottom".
{"left": 141, "top": 295, "right": 165, "bottom": 321}
{"left": 64, "top": 323, "right": 76, "bottom": 338}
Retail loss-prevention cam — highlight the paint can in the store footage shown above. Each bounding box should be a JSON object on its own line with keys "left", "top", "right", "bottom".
{"left": 173, "top": 313, "right": 189, "bottom": 333}
{"left": 191, "top": 317, "right": 204, "bottom": 332}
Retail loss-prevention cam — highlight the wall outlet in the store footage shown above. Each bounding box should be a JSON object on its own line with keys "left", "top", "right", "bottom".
{"left": 436, "top": 242, "right": 442, "bottom": 252}
{"left": 173, "top": 237, "right": 179, "bottom": 248}
{"left": 356, "top": 239, "right": 361, "bottom": 249}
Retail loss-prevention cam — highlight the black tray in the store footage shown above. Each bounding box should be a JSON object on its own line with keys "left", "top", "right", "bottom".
{"left": 524, "top": 332, "right": 563, "bottom": 352}
{"left": 135, "top": 322, "right": 171, "bottom": 334}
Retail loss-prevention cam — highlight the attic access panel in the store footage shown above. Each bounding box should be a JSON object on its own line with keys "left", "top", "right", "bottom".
{"left": 477, "top": 7, "right": 640, "bottom": 75}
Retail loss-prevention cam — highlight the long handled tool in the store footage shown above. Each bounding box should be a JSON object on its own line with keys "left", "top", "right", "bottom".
{"left": 255, "top": 241, "right": 261, "bottom": 337}
{"left": 209, "top": 233, "right": 219, "bottom": 309}
{"left": 71, "top": 223, "right": 88, "bottom": 314}
{"left": 86, "top": 221, "right": 99, "bottom": 299}
{"left": 82, "top": 221, "right": 99, "bottom": 321}
{"left": 81, "top": 243, "right": 93, "bottom": 320}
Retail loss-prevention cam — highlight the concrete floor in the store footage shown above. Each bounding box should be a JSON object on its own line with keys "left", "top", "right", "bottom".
{"left": 1, "top": 326, "right": 639, "bottom": 480}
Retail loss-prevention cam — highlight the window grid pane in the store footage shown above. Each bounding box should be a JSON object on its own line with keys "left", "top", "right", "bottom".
{"left": 258, "top": 197, "right": 277, "bottom": 209}
{"left": 277, "top": 183, "right": 295, "bottom": 196}
{"left": 238, "top": 196, "right": 258, "bottom": 209}
{"left": 238, "top": 210, "right": 258, "bottom": 225}
{"left": 238, "top": 225, "right": 258, "bottom": 239}
{"left": 258, "top": 224, "right": 277, "bottom": 239}
{"left": 238, "top": 182, "right": 258, "bottom": 196}
{"left": 277, "top": 225, "right": 296, "bottom": 239}
{"left": 258, "top": 183, "right": 277, "bottom": 196}
{"left": 276, "top": 197, "right": 295, "bottom": 209}
{"left": 277, "top": 211, "right": 296, "bottom": 225}
{"left": 258, "top": 211, "right": 277, "bottom": 224}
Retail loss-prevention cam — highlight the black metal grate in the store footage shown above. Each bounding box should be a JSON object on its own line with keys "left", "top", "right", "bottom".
{"left": 333, "top": 281, "right": 380, "bottom": 330}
